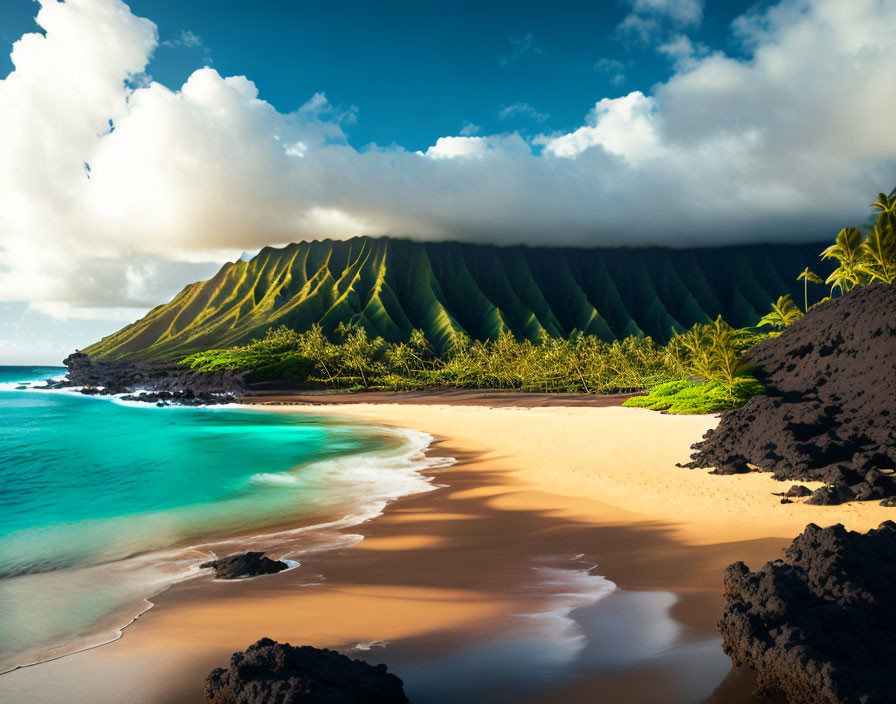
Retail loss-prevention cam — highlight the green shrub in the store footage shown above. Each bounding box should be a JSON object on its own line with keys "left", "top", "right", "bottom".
{"left": 623, "top": 376, "right": 764, "bottom": 415}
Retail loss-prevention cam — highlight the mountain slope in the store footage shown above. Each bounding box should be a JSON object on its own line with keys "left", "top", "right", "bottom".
{"left": 85, "top": 236, "right": 831, "bottom": 359}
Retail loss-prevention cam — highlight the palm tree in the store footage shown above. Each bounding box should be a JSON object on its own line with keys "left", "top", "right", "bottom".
{"left": 821, "top": 227, "right": 865, "bottom": 294}
{"left": 859, "top": 222, "right": 896, "bottom": 284}
{"left": 758, "top": 294, "right": 803, "bottom": 329}
{"left": 869, "top": 191, "right": 896, "bottom": 221}
{"left": 797, "top": 267, "right": 823, "bottom": 312}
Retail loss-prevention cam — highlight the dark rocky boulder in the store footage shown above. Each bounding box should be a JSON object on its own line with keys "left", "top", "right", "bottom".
{"left": 684, "top": 284, "right": 896, "bottom": 502}
{"left": 784, "top": 485, "right": 812, "bottom": 498}
{"left": 719, "top": 521, "right": 896, "bottom": 704}
{"left": 204, "top": 638, "right": 409, "bottom": 704}
{"left": 61, "top": 351, "right": 247, "bottom": 403}
{"left": 200, "top": 552, "right": 289, "bottom": 580}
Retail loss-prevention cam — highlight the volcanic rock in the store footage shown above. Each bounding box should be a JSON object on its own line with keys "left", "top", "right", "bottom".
{"left": 719, "top": 521, "right": 896, "bottom": 704}
{"left": 784, "top": 485, "right": 812, "bottom": 498}
{"left": 685, "top": 284, "right": 896, "bottom": 500}
{"left": 204, "top": 638, "right": 408, "bottom": 704}
{"left": 62, "top": 351, "right": 246, "bottom": 403}
{"left": 200, "top": 552, "right": 289, "bottom": 580}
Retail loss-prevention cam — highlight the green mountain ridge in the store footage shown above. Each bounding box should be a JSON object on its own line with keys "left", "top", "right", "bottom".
{"left": 85, "top": 236, "right": 831, "bottom": 359}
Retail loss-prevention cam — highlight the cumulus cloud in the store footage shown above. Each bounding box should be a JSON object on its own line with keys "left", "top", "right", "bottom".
{"left": 656, "top": 34, "right": 708, "bottom": 67}
{"left": 537, "top": 92, "right": 662, "bottom": 162}
{"left": 0, "top": 0, "right": 895, "bottom": 325}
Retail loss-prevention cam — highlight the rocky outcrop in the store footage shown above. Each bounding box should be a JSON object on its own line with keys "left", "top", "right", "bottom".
{"left": 719, "top": 521, "right": 896, "bottom": 704}
{"left": 685, "top": 284, "right": 896, "bottom": 503}
{"left": 204, "top": 638, "right": 409, "bottom": 704}
{"left": 61, "top": 351, "right": 247, "bottom": 403}
{"left": 200, "top": 552, "right": 289, "bottom": 580}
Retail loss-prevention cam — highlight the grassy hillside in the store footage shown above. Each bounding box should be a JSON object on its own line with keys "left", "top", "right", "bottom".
{"left": 85, "top": 236, "right": 830, "bottom": 359}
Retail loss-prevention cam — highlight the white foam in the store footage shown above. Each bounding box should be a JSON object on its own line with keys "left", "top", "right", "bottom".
{"left": 250, "top": 472, "right": 303, "bottom": 486}
{"left": 511, "top": 557, "right": 617, "bottom": 665}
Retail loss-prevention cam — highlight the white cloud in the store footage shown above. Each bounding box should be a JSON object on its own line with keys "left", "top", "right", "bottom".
{"left": 499, "top": 102, "right": 549, "bottom": 123}
{"left": 459, "top": 121, "right": 481, "bottom": 136}
{"left": 423, "top": 136, "right": 492, "bottom": 159}
{"left": 537, "top": 92, "right": 663, "bottom": 163}
{"left": 618, "top": 0, "right": 704, "bottom": 41}
{"left": 0, "top": 0, "right": 895, "bottom": 326}
{"left": 29, "top": 301, "right": 147, "bottom": 321}
{"left": 633, "top": 0, "right": 703, "bottom": 26}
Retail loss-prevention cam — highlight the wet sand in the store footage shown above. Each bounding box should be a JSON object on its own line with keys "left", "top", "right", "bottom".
{"left": 3, "top": 402, "right": 890, "bottom": 703}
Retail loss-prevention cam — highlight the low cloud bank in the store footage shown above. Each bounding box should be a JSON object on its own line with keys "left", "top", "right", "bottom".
{"left": 1, "top": 0, "right": 895, "bottom": 317}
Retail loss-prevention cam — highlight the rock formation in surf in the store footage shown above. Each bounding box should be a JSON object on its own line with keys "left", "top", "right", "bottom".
{"left": 684, "top": 284, "right": 896, "bottom": 504}
{"left": 719, "top": 521, "right": 896, "bottom": 704}
{"left": 204, "top": 638, "right": 409, "bottom": 704}
{"left": 200, "top": 552, "right": 289, "bottom": 579}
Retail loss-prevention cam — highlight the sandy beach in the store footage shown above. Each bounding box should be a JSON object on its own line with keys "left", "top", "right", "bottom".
{"left": 2, "top": 400, "right": 892, "bottom": 704}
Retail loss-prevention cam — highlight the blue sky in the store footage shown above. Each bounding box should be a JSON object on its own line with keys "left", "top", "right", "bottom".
{"left": 0, "top": 0, "right": 894, "bottom": 364}
{"left": 2, "top": 0, "right": 755, "bottom": 150}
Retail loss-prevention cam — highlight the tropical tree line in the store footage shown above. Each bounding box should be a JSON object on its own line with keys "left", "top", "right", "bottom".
{"left": 184, "top": 317, "right": 767, "bottom": 410}
{"left": 757, "top": 187, "right": 895, "bottom": 331}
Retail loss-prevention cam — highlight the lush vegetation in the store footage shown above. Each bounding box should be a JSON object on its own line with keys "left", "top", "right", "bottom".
{"left": 621, "top": 377, "right": 765, "bottom": 414}
{"left": 753, "top": 187, "right": 895, "bottom": 330}
{"left": 183, "top": 317, "right": 768, "bottom": 413}
{"left": 822, "top": 189, "right": 896, "bottom": 292}
{"left": 757, "top": 293, "right": 803, "bottom": 329}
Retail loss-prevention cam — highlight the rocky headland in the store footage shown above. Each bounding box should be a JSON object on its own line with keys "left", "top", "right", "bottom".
{"left": 685, "top": 284, "right": 896, "bottom": 504}
{"left": 53, "top": 351, "right": 248, "bottom": 404}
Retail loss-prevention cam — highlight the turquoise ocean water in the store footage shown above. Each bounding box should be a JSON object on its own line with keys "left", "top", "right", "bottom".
{"left": 0, "top": 366, "right": 439, "bottom": 672}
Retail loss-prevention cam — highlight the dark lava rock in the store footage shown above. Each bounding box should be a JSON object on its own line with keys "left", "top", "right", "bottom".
{"left": 806, "top": 485, "right": 856, "bottom": 506}
{"left": 719, "top": 521, "right": 896, "bottom": 704}
{"left": 685, "top": 285, "right": 896, "bottom": 501}
{"left": 784, "top": 485, "right": 812, "bottom": 498}
{"left": 204, "top": 638, "right": 408, "bottom": 704}
{"left": 61, "top": 351, "right": 247, "bottom": 403}
{"left": 779, "top": 498, "right": 792, "bottom": 504}
{"left": 881, "top": 497, "right": 896, "bottom": 507}
{"left": 200, "top": 552, "right": 289, "bottom": 580}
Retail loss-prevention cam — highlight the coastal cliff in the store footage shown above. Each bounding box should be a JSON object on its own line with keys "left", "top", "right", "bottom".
{"left": 83, "top": 236, "right": 828, "bottom": 359}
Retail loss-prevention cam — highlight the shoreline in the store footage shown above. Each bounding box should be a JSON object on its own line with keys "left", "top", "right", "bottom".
{"left": 263, "top": 402, "right": 895, "bottom": 544}
{"left": 2, "top": 401, "right": 893, "bottom": 703}
{"left": 0, "top": 412, "right": 447, "bottom": 676}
